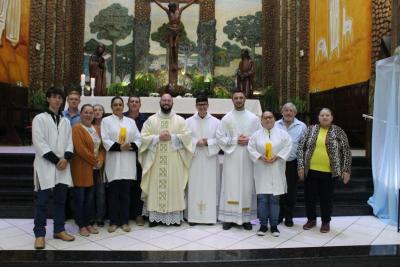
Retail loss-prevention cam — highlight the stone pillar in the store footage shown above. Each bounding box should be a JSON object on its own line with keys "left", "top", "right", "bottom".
{"left": 197, "top": 0, "right": 216, "bottom": 75}
{"left": 133, "top": 0, "right": 151, "bottom": 76}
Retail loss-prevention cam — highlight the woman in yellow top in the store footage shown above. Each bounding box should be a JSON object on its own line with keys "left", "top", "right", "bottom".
{"left": 297, "top": 108, "right": 351, "bottom": 233}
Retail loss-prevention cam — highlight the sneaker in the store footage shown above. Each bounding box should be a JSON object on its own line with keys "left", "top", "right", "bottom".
{"left": 270, "top": 226, "right": 280, "bottom": 237}
{"left": 122, "top": 224, "right": 131, "bottom": 232}
{"left": 303, "top": 220, "right": 316, "bottom": 230}
{"left": 284, "top": 219, "right": 294, "bottom": 227}
{"left": 257, "top": 225, "right": 268, "bottom": 236}
{"left": 222, "top": 222, "right": 233, "bottom": 230}
{"left": 87, "top": 225, "right": 99, "bottom": 234}
{"left": 320, "top": 222, "right": 330, "bottom": 233}
{"left": 79, "top": 227, "right": 90, "bottom": 237}
{"left": 242, "top": 222, "right": 252, "bottom": 230}
{"left": 108, "top": 224, "right": 118, "bottom": 233}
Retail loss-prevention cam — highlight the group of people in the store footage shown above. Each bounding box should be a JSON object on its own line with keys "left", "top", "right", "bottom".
{"left": 31, "top": 88, "right": 352, "bottom": 249}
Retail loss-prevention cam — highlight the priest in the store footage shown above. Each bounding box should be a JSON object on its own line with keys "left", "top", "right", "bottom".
{"left": 139, "top": 93, "right": 193, "bottom": 226}
{"left": 216, "top": 90, "right": 262, "bottom": 230}
{"left": 185, "top": 96, "right": 221, "bottom": 225}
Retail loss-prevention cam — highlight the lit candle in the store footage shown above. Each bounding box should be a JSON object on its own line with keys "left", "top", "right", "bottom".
{"left": 265, "top": 142, "right": 272, "bottom": 160}
{"left": 119, "top": 127, "right": 127, "bottom": 143}
{"left": 80, "top": 74, "right": 85, "bottom": 87}
{"left": 90, "top": 78, "right": 95, "bottom": 89}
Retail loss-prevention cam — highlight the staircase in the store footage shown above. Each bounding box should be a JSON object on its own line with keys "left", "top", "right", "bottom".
{"left": 0, "top": 153, "right": 373, "bottom": 218}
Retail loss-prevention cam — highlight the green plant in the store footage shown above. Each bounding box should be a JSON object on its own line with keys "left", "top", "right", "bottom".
{"left": 213, "top": 75, "right": 235, "bottom": 90}
{"left": 213, "top": 86, "right": 231, "bottom": 98}
{"left": 31, "top": 90, "right": 47, "bottom": 110}
{"left": 290, "top": 97, "right": 307, "bottom": 113}
{"left": 260, "top": 85, "right": 279, "bottom": 112}
{"left": 133, "top": 73, "right": 157, "bottom": 96}
{"left": 191, "top": 74, "right": 213, "bottom": 97}
{"left": 107, "top": 82, "right": 130, "bottom": 96}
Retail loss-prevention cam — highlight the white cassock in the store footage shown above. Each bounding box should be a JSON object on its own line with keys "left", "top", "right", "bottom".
{"left": 32, "top": 112, "right": 73, "bottom": 191}
{"left": 186, "top": 112, "right": 221, "bottom": 224}
{"left": 101, "top": 114, "right": 141, "bottom": 182}
{"left": 248, "top": 126, "right": 292, "bottom": 195}
{"left": 216, "top": 109, "right": 262, "bottom": 224}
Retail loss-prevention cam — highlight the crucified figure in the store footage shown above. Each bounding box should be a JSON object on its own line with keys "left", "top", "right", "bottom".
{"left": 153, "top": 0, "right": 197, "bottom": 87}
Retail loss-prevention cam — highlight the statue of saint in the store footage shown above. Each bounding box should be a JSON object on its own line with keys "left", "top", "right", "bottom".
{"left": 236, "top": 49, "right": 255, "bottom": 98}
{"left": 153, "top": 0, "right": 196, "bottom": 87}
{"left": 89, "top": 44, "right": 107, "bottom": 96}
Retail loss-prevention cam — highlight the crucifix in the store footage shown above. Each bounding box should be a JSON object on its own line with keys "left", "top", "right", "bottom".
{"left": 152, "top": 0, "right": 197, "bottom": 89}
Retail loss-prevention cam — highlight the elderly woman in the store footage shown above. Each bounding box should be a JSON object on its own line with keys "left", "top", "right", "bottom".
{"left": 71, "top": 104, "right": 105, "bottom": 237}
{"left": 297, "top": 108, "right": 351, "bottom": 233}
{"left": 248, "top": 111, "right": 292, "bottom": 237}
{"left": 101, "top": 96, "right": 141, "bottom": 233}
{"left": 91, "top": 104, "right": 106, "bottom": 227}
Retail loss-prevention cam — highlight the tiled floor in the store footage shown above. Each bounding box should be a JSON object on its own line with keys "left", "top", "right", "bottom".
{"left": 0, "top": 216, "right": 398, "bottom": 250}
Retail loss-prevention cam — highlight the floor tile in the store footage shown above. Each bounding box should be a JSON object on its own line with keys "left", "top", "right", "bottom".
{"left": 125, "top": 228, "right": 166, "bottom": 242}
{"left": 174, "top": 242, "right": 216, "bottom": 251}
{"left": 46, "top": 235, "right": 90, "bottom": 250}
{"left": 119, "top": 243, "right": 165, "bottom": 251}
{"left": 171, "top": 228, "right": 213, "bottom": 242}
{"left": 276, "top": 240, "right": 316, "bottom": 248}
{"left": 146, "top": 235, "right": 190, "bottom": 250}
{"left": 0, "top": 219, "right": 13, "bottom": 230}
{"left": 65, "top": 242, "right": 110, "bottom": 250}
{"left": 196, "top": 234, "right": 238, "bottom": 249}
{"left": 94, "top": 235, "right": 141, "bottom": 250}
{"left": 0, "top": 234, "right": 35, "bottom": 249}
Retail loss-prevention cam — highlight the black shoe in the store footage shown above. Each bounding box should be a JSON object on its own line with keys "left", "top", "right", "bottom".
{"left": 270, "top": 226, "right": 280, "bottom": 237}
{"left": 188, "top": 222, "right": 197, "bottom": 226}
{"left": 149, "top": 221, "right": 159, "bottom": 227}
{"left": 242, "top": 222, "right": 252, "bottom": 230}
{"left": 173, "top": 222, "right": 181, "bottom": 227}
{"left": 96, "top": 220, "right": 105, "bottom": 227}
{"left": 222, "top": 222, "right": 233, "bottom": 230}
{"left": 284, "top": 219, "right": 294, "bottom": 227}
{"left": 278, "top": 216, "right": 284, "bottom": 224}
{"left": 257, "top": 225, "right": 268, "bottom": 236}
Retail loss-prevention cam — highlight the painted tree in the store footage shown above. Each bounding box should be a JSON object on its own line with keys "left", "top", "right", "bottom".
{"left": 106, "top": 43, "right": 134, "bottom": 82}
{"left": 89, "top": 3, "right": 134, "bottom": 83}
{"left": 223, "top": 11, "right": 262, "bottom": 57}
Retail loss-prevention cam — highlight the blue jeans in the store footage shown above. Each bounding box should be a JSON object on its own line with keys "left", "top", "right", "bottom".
{"left": 257, "top": 194, "right": 280, "bottom": 227}
{"left": 33, "top": 183, "right": 68, "bottom": 237}
{"left": 74, "top": 186, "right": 95, "bottom": 228}
{"left": 92, "top": 170, "right": 106, "bottom": 223}
{"left": 108, "top": 180, "right": 132, "bottom": 226}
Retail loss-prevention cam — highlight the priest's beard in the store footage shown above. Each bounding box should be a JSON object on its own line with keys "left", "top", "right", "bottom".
{"left": 161, "top": 105, "right": 172, "bottom": 114}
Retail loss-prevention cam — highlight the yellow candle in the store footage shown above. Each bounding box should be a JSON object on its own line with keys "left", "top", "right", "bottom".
{"left": 265, "top": 142, "right": 272, "bottom": 160}
{"left": 119, "top": 127, "right": 127, "bottom": 143}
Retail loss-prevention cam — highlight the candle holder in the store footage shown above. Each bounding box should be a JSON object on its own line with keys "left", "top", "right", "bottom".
{"left": 91, "top": 86, "right": 95, "bottom": 97}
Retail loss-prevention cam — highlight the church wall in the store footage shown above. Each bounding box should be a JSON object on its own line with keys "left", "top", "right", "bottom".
{"left": 0, "top": 0, "right": 30, "bottom": 87}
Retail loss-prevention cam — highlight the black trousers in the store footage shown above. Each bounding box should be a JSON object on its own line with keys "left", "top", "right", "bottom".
{"left": 130, "top": 161, "right": 144, "bottom": 218}
{"left": 108, "top": 180, "right": 133, "bottom": 226}
{"left": 279, "top": 160, "right": 299, "bottom": 220}
{"left": 304, "top": 170, "right": 336, "bottom": 223}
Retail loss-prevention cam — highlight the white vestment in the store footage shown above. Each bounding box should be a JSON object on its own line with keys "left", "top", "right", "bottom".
{"left": 186, "top": 113, "right": 221, "bottom": 224}
{"left": 139, "top": 111, "right": 192, "bottom": 224}
{"left": 32, "top": 112, "right": 73, "bottom": 191}
{"left": 101, "top": 114, "right": 141, "bottom": 182}
{"left": 216, "top": 109, "right": 262, "bottom": 224}
{"left": 248, "top": 126, "right": 292, "bottom": 195}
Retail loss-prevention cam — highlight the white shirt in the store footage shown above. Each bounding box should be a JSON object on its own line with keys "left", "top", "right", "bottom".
{"left": 101, "top": 114, "right": 141, "bottom": 182}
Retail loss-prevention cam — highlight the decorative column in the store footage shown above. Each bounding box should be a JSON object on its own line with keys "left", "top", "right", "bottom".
{"left": 133, "top": 0, "right": 151, "bottom": 76}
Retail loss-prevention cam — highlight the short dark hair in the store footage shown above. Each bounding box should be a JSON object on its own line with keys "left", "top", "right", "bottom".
{"left": 128, "top": 95, "right": 141, "bottom": 103}
{"left": 111, "top": 96, "right": 124, "bottom": 107}
{"left": 46, "top": 87, "right": 65, "bottom": 99}
{"left": 80, "top": 104, "right": 94, "bottom": 113}
{"left": 196, "top": 95, "right": 208, "bottom": 104}
{"left": 232, "top": 89, "right": 245, "bottom": 98}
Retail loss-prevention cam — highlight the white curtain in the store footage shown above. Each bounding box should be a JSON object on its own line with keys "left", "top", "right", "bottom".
{"left": 0, "top": 0, "right": 9, "bottom": 45}
{"left": 368, "top": 56, "right": 400, "bottom": 224}
{"left": 5, "top": 0, "right": 20, "bottom": 46}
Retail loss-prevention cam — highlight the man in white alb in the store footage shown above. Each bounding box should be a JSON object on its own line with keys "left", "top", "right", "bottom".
{"left": 217, "top": 90, "right": 262, "bottom": 230}
{"left": 186, "top": 95, "right": 221, "bottom": 225}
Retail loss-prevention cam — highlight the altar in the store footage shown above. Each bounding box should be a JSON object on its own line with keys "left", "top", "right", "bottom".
{"left": 78, "top": 96, "right": 262, "bottom": 116}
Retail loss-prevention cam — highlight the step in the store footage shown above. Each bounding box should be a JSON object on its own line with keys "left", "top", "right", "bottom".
{"left": 0, "top": 153, "right": 34, "bottom": 164}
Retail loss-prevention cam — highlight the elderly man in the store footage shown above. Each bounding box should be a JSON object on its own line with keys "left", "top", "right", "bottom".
{"left": 186, "top": 96, "right": 221, "bottom": 225}
{"left": 140, "top": 93, "right": 192, "bottom": 226}
{"left": 276, "top": 102, "right": 307, "bottom": 227}
{"left": 217, "top": 90, "right": 262, "bottom": 230}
